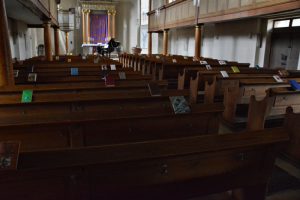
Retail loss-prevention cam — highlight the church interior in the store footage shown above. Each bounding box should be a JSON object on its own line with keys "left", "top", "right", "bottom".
{"left": 0, "top": 0, "right": 300, "bottom": 199}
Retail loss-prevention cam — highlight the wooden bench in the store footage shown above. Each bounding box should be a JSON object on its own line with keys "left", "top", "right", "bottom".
{"left": 0, "top": 127, "right": 288, "bottom": 199}
{"left": 221, "top": 78, "right": 300, "bottom": 126}
{"left": 246, "top": 86, "right": 300, "bottom": 131}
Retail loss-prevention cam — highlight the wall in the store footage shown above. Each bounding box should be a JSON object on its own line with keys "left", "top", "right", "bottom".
{"left": 201, "top": 19, "right": 268, "bottom": 67}
{"left": 168, "top": 28, "right": 195, "bottom": 56}
{"left": 116, "top": 0, "right": 140, "bottom": 53}
{"left": 149, "top": 18, "right": 269, "bottom": 66}
{"left": 7, "top": 18, "right": 43, "bottom": 60}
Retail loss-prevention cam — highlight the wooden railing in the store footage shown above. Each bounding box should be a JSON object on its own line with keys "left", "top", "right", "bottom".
{"left": 148, "top": 0, "right": 300, "bottom": 31}
{"left": 29, "top": 0, "right": 59, "bottom": 25}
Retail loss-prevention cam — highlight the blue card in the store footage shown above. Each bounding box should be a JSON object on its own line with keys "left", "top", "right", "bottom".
{"left": 71, "top": 68, "right": 79, "bottom": 76}
{"left": 289, "top": 80, "right": 300, "bottom": 91}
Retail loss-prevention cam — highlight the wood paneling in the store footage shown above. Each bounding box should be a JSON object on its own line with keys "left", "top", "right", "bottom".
{"left": 148, "top": 0, "right": 300, "bottom": 31}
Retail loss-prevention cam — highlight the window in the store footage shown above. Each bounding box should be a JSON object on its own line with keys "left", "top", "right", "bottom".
{"left": 140, "top": 0, "right": 149, "bottom": 53}
{"left": 274, "top": 20, "right": 290, "bottom": 28}
{"left": 292, "top": 18, "right": 300, "bottom": 27}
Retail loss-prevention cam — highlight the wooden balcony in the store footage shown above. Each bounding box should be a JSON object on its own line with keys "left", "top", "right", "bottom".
{"left": 148, "top": 0, "right": 300, "bottom": 31}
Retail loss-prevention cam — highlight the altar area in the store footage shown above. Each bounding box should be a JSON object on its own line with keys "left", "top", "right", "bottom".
{"left": 80, "top": 0, "right": 116, "bottom": 55}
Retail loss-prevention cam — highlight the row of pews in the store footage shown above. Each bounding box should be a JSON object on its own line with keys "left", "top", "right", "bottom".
{"left": 0, "top": 54, "right": 298, "bottom": 199}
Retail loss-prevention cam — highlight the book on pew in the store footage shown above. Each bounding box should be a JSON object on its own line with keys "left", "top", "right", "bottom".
{"left": 273, "top": 75, "right": 283, "bottom": 83}
{"left": 55, "top": 56, "right": 59, "bottom": 61}
{"left": 169, "top": 96, "right": 191, "bottom": 114}
{"left": 219, "top": 60, "right": 227, "bottom": 65}
{"left": 13, "top": 70, "right": 19, "bottom": 78}
{"left": 200, "top": 60, "right": 208, "bottom": 65}
{"left": 172, "top": 59, "right": 177, "bottom": 63}
{"left": 94, "top": 58, "right": 99, "bottom": 64}
{"left": 31, "top": 65, "right": 35, "bottom": 72}
{"left": 184, "top": 56, "right": 188, "bottom": 60}
{"left": 110, "top": 64, "right": 116, "bottom": 70}
{"left": 67, "top": 59, "right": 72, "bottom": 63}
{"left": 104, "top": 75, "right": 115, "bottom": 87}
{"left": 101, "top": 65, "right": 108, "bottom": 70}
{"left": 21, "top": 90, "right": 33, "bottom": 103}
{"left": 231, "top": 66, "right": 240, "bottom": 73}
{"left": 206, "top": 65, "right": 212, "bottom": 70}
{"left": 220, "top": 71, "right": 229, "bottom": 78}
{"left": 0, "top": 141, "right": 21, "bottom": 171}
{"left": 147, "top": 82, "right": 161, "bottom": 97}
{"left": 27, "top": 73, "right": 37, "bottom": 82}
{"left": 289, "top": 80, "right": 300, "bottom": 91}
{"left": 82, "top": 56, "right": 87, "bottom": 60}
{"left": 71, "top": 68, "right": 79, "bottom": 76}
{"left": 118, "top": 72, "right": 126, "bottom": 80}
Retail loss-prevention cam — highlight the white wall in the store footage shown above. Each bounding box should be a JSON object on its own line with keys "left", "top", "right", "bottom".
{"left": 149, "top": 18, "right": 269, "bottom": 67}
{"left": 168, "top": 28, "right": 195, "bottom": 56}
{"left": 202, "top": 19, "right": 268, "bottom": 67}
{"left": 116, "top": 0, "right": 140, "bottom": 53}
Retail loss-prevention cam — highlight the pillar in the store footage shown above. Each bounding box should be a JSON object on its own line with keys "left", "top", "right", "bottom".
{"left": 54, "top": 27, "right": 60, "bottom": 56}
{"left": 44, "top": 21, "right": 52, "bottom": 61}
{"left": 194, "top": 25, "right": 202, "bottom": 59}
{"left": 82, "top": 9, "right": 86, "bottom": 44}
{"left": 86, "top": 9, "right": 90, "bottom": 44}
{"left": 0, "top": 0, "right": 14, "bottom": 86}
{"left": 163, "top": 29, "right": 169, "bottom": 56}
{"left": 111, "top": 10, "right": 116, "bottom": 39}
{"left": 65, "top": 32, "right": 69, "bottom": 54}
{"left": 148, "top": 32, "right": 152, "bottom": 56}
{"left": 107, "top": 10, "right": 111, "bottom": 40}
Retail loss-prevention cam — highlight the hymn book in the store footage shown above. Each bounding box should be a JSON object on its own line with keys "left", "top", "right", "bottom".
{"left": 13, "top": 70, "right": 19, "bottom": 78}
{"left": 289, "top": 80, "right": 300, "bottom": 91}
{"left": 231, "top": 66, "right": 240, "bottom": 73}
{"left": 104, "top": 75, "right": 115, "bottom": 87}
{"left": 169, "top": 96, "right": 191, "bottom": 114}
{"left": 0, "top": 141, "right": 20, "bottom": 171}
{"left": 206, "top": 65, "right": 212, "bottom": 70}
{"left": 28, "top": 73, "right": 37, "bottom": 82}
{"left": 147, "top": 82, "right": 161, "bottom": 97}
{"left": 273, "top": 75, "right": 283, "bottom": 83}
{"left": 219, "top": 60, "right": 227, "bottom": 65}
{"left": 71, "top": 68, "right": 79, "bottom": 76}
{"left": 110, "top": 65, "right": 116, "bottom": 70}
{"left": 220, "top": 71, "right": 229, "bottom": 78}
{"left": 21, "top": 90, "right": 33, "bottom": 103}
{"left": 118, "top": 72, "right": 126, "bottom": 80}
{"left": 200, "top": 60, "right": 208, "bottom": 65}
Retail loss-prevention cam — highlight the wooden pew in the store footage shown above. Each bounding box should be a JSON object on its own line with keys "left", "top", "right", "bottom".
{"left": 246, "top": 86, "right": 300, "bottom": 131}
{"left": 223, "top": 78, "right": 300, "bottom": 128}
{"left": 283, "top": 107, "right": 300, "bottom": 165}
{"left": 0, "top": 126, "right": 288, "bottom": 199}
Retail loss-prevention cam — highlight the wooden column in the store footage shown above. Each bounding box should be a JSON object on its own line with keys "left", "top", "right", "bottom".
{"left": 86, "top": 10, "right": 91, "bottom": 44}
{"left": 194, "top": 25, "right": 202, "bottom": 59}
{"left": 0, "top": 0, "right": 14, "bottom": 86}
{"left": 65, "top": 32, "right": 69, "bottom": 55}
{"left": 111, "top": 10, "right": 116, "bottom": 39}
{"left": 163, "top": 29, "right": 169, "bottom": 56}
{"left": 148, "top": 32, "right": 152, "bottom": 56}
{"left": 107, "top": 10, "right": 111, "bottom": 40}
{"left": 44, "top": 21, "right": 52, "bottom": 61}
{"left": 54, "top": 27, "right": 60, "bottom": 56}
{"left": 82, "top": 9, "right": 86, "bottom": 44}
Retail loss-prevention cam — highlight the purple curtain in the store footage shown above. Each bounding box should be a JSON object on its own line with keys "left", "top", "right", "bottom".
{"left": 90, "top": 14, "right": 108, "bottom": 44}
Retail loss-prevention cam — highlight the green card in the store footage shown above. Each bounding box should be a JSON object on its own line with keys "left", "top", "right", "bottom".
{"left": 21, "top": 90, "right": 33, "bottom": 103}
{"left": 231, "top": 66, "right": 240, "bottom": 73}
